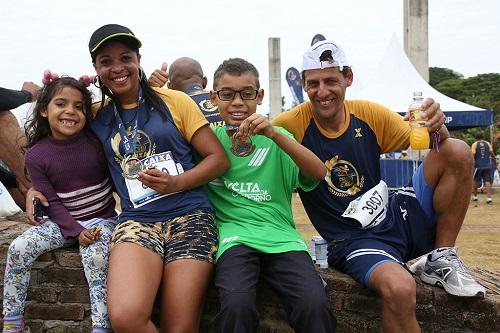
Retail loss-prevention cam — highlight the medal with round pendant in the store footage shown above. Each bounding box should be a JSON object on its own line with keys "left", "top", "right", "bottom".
{"left": 113, "top": 89, "right": 145, "bottom": 180}
{"left": 226, "top": 125, "right": 255, "bottom": 157}
{"left": 121, "top": 155, "right": 144, "bottom": 180}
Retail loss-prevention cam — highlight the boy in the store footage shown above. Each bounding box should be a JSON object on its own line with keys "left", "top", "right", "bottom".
{"left": 207, "top": 58, "right": 337, "bottom": 333}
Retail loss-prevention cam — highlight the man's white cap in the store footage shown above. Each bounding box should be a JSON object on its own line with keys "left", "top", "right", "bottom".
{"left": 302, "top": 40, "right": 350, "bottom": 72}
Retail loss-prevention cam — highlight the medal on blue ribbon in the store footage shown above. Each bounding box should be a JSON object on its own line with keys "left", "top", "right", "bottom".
{"left": 121, "top": 155, "right": 143, "bottom": 180}
{"left": 115, "top": 90, "right": 145, "bottom": 179}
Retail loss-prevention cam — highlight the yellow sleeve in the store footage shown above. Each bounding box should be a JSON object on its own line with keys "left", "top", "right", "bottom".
{"left": 272, "top": 101, "right": 313, "bottom": 143}
{"left": 91, "top": 99, "right": 111, "bottom": 118}
{"left": 471, "top": 142, "right": 477, "bottom": 154}
{"left": 91, "top": 102, "right": 100, "bottom": 117}
{"left": 153, "top": 87, "right": 209, "bottom": 142}
{"left": 349, "top": 100, "right": 410, "bottom": 153}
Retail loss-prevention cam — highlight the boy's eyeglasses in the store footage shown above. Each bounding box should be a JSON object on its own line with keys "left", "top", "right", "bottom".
{"left": 216, "top": 89, "right": 258, "bottom": 101}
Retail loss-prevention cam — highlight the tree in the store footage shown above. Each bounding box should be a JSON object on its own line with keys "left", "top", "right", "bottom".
{"left": 429, "top": 67, "right": 500, "bottom": 154}
{"left": 429, "top": 67, "right": 463, "bottom": 86}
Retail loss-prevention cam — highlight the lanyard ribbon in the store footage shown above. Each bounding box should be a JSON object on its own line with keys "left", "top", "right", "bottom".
{"left": 113, "top": 89, "right": 143, "bottom": 156}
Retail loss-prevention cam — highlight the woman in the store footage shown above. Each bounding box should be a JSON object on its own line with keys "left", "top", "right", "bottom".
{"left": 88, "top": 24, "right": 229, "bottom": 332}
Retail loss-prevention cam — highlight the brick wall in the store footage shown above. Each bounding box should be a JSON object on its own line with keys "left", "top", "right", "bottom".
{"left": 1, "top": 220, "right": 499, "bottom": 333}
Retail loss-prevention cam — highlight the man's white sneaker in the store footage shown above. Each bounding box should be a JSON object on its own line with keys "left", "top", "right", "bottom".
{"left": 420, "top": 247, "right": 485, "bottom": 298}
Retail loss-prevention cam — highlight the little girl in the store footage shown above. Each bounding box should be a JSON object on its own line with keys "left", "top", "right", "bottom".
{"left": 2, "top": 74, "right": 117, "bottom": 333}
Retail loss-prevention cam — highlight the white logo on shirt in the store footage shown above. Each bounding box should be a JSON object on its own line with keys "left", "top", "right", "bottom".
{"left": 248, "top": 147, "right": 270, "bottom": 167}
{"left": 221, "top": 236, "right": 239, "bottom": 244}
{"left": 225, "top": 181, "right": 272, "bottom": 201}
{"left": 400, "top": 206, "right": 408, "bottom": 221}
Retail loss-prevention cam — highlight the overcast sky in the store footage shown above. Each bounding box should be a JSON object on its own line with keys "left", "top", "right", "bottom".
{"left": 2, "top": 0, "right": 499, "bottom": 121}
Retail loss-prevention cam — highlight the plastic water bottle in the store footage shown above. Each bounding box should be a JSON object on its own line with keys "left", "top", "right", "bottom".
{"left": 409, "top": 91, "right": 430, "bottom": 150}
{"left": 313, "top": 236, "right": 329, "bottom": 268}
{"left": 309, "top": 238, "right": 316, "bottom": 262}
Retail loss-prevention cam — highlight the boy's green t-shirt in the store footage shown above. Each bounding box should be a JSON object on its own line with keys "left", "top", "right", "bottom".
{"left": 207, "top": 126, "right": 318, "bottom": 261}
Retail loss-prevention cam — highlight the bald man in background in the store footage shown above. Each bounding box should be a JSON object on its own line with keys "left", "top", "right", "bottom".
{"left": 149, "top": 58, "right": 224, "bottom": 126}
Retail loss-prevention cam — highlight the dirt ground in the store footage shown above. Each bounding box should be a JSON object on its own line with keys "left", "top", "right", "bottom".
{"left": 293, "top": 191, "right": 500, "bottom": 272}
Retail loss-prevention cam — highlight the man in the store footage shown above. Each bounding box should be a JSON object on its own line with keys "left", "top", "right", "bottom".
{"left": 149, "top": 58, "right": 224, "bottom": 126}
{"left": 471, "top": 132, "right": 496, "bottom": 204}
{"left": 0, "top": 82, "right": 41, "bottom": 210}
{"left": 272, "top": 40, "right": 485, "bottom": 333}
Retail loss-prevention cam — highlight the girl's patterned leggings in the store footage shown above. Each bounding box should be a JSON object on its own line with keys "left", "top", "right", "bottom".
{"left": 2, "top": 219, "right": 115, "bottom": 329}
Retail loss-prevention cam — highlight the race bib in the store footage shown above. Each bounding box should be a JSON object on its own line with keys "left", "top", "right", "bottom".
{"left": 341, "top": 180, "right": 389, "bottom": 229}
{"left": 125, "top": 151, "right": 184, "bottom": 208}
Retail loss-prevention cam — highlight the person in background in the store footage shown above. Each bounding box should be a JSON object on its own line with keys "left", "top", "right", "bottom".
{"left": 471, "top": 132, "right": 496, "bottom": 204}
{"left": 88, "top": 24, "right": 228, "bottom": 333}
{"left": 207, "top": 57, "right": 336, "bottom": 333}
{"left": 3, "top": 75, "right": 116, "bottom": 333}
{"left": 398, "top": 150, "right": 410, "bottom": 159}
{"left": 0, "top": 82, "right": 41, "bottom": 210}
{"left": 149, "top": 57, "right": 225, "bottom": 126}
{"left": 272, "top": 39, "right": 485, "bottom": 333}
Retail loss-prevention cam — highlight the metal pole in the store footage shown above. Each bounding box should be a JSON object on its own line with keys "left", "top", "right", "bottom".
{"left": 403, "top": 0, "right": 429, "bottom": 82}
{"left": 268, "top": 38, "right": 282, "bottom": 120}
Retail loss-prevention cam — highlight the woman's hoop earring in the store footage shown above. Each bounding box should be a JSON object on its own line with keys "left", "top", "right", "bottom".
{"left": 93, "top": 75, "right": 103, "bottom": 89}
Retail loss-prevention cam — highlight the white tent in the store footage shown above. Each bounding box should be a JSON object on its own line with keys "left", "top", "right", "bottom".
{"left": 346, "top": 34, "right": 493, "bottom": 129}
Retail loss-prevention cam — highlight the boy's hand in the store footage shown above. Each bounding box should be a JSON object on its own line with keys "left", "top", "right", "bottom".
{"left": 148, "top": 62, "right": 168, "bottom": 88}
{"left": 240, "top": 113, "right": 276, "bottom": 139}
{"left": 78, "top": 229, "right": 95, "bottom": 247}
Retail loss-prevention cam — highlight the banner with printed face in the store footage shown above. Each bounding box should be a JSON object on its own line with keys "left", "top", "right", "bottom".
{"left": 285, "top": 67, "right": 304, "bottom": 105}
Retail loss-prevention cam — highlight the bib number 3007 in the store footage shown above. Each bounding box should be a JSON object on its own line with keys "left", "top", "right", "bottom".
{"left": 342, "top": 180, "right": 389, "bottom": 229}
{"left": 362, "top": 190, "right": 383, "bottom": 214}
